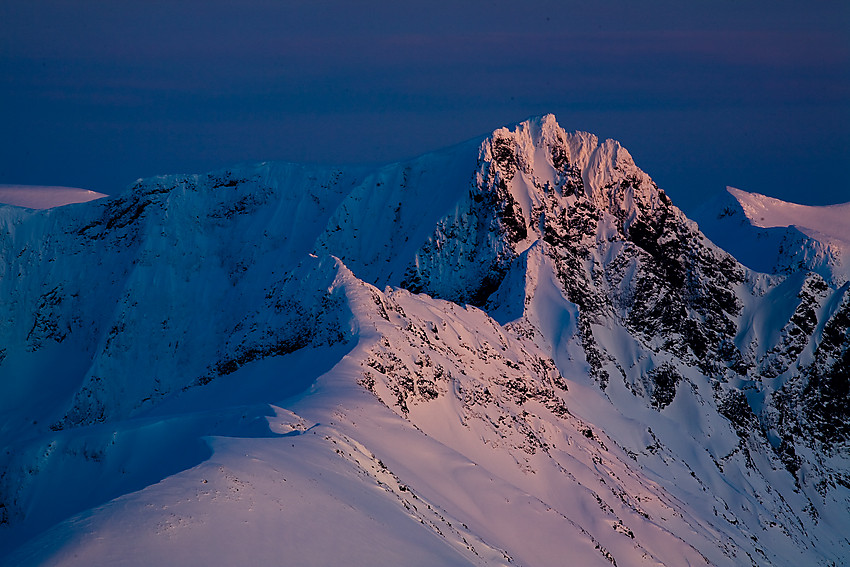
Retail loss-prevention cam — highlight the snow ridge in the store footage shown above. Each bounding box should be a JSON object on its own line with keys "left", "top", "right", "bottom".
{"left": 695, "top": 186, "right": 850, "bottom": 286}
{"left": 0, "top": 185, "right": 106, "bottom": 209}
{"left": 1, "top": 115, "right": 848, "bottom": 566}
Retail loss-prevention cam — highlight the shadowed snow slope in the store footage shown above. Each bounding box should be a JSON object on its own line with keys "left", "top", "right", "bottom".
{"left": 1, "top": 115, "right": 848, "bottom": 566}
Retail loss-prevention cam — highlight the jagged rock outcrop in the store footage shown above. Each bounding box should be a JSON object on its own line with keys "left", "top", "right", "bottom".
{"left": 1, "top": 115, "right": 848, "bottom": 566}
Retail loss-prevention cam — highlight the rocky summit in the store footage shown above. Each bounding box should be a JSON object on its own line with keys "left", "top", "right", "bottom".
{"left": 1, "top": 115, "right": 848, "bottom": 566}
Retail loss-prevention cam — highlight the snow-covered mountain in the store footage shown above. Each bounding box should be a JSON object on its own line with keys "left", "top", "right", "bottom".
{"left": 1, "top": 115, "right": 848, "bottom": 566}
{"left": 694, "top": 186, "right": 850, "bottom": 286}
{"left": 0, "top": 185, "right": 106, "bottom": 210}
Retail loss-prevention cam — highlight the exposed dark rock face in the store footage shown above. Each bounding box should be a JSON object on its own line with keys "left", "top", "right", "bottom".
{"left": 2, "top": 115, "right": 848, "bottom": 565}
{"left": 646, "top": 364, "right": 682, "bottom": 409}
{"left": 802, "top": 292, "right": 850, "bottom": 448}
{"left": 718, "top": 389, "right": 758, "bottom": 435}
{"left": 392, "top": 118, "right": 848, "bottom": 493}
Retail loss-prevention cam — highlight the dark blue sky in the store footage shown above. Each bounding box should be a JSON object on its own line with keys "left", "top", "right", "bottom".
{"left": 2, "top": 1, "right": 848, "bottom": 213}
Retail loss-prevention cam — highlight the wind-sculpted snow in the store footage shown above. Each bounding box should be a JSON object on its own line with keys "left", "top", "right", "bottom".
{"left": 695, "top": 186, "right": 850, "bottom": 287}
{"left": 1, "top": 115, "right": 848, "bottom": 565}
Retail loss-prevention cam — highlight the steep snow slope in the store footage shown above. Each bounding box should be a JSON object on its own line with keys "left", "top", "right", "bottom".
{"left": 695, "top": 186, "right": 850, "bottom": 286}
{"left": 0, "top": 186, "right": 106, "bottom": 209}
{"left": 1, "top": 116, "right": 848, "bottom": 566}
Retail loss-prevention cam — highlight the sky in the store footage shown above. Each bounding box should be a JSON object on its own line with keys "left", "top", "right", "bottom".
{"left": 1, "top": 0, "right": 848, "bottom": 213}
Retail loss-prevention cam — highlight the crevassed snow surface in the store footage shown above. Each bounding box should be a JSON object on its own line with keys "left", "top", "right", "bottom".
{"left": 0, "top": 185, "right": 107, "bottom": 209}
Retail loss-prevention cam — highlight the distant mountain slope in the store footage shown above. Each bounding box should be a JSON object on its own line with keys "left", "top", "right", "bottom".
{"left": 728, "top": 186, "right": 850, "bottom": 244}
{"left": 0, "top": 185, "right": 106, "bottom": 209}
{"left": 694, "top": 186, "right": 849, "bottom": 286}
{"left": 1, "top": 116, "right": 848, "bottom": 566}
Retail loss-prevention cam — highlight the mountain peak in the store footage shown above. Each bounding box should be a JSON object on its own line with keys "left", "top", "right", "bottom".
{"left": 476, "top": 115, "right": 672, "bottom": 245}
{"left": 2, "top": 117, "right": 849, "bottom": 566}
